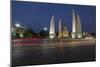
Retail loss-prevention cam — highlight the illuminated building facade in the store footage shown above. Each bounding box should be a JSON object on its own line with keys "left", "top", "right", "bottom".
{"left": 11, "top": 26, "right": 26, "bottom": 38}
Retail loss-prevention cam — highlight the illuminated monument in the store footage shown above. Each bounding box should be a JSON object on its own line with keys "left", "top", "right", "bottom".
{"left": 62, "top": 25, "right": 69, "bottom": 38}
{"left": 58, "top": 18, "right": 63, "bottom": 38}
{"left": 49, "top": 15, "right": 55, "bottom": 39}
{"left": 58, "top": 18, "right": 69, "bottom": 38}
{"left": 71, "top": 10, "right": 82, "bottom": 38}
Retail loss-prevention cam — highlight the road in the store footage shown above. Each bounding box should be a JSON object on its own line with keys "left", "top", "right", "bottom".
{"left": 12, "top": 38, "right": 96, "bottom": 66}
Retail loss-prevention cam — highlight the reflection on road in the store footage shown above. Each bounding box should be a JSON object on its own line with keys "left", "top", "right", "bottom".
{"left": 12, "top": 38, "right": 96, "bottom": 66}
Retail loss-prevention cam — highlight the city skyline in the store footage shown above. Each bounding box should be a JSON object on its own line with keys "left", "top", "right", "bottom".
{"left": 12, "top": 1, "right": 96, "bottom": 33}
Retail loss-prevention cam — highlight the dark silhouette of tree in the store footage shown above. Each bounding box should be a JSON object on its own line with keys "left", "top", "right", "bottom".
{"left": 91, "top": 33, "right": 96, "bottom": 37}
{"left": 12, "top": 32, "right": 19, "bottom": 39}
{"left": 39, "top": 30, "right": 49, "bottom": 38}
{"left": 24, "top": 28, "right": 37, "bottom": 38}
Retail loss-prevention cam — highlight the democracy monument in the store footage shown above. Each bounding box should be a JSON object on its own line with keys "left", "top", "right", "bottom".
{"left": 49, "top": 10, "right": 82, "bottom": 39}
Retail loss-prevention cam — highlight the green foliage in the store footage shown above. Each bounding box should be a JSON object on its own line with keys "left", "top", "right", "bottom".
{"left": 24, "top": 28, "right": 36, "bottom": 38}
{"left": 39, "top": 30, "right": 49, "bottom": 38}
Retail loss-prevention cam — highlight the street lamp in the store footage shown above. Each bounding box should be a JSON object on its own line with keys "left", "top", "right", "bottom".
{"left": 15, "top": 23, "right": 20, "bottom": 27}
{"left": 43, "top": 27, "right": 47, "bottom": 31}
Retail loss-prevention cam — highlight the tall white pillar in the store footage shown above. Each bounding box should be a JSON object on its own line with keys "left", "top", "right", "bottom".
{"left": 58, "top": 18, "right": 62, "bottom": 38}
{"left": 77, "top": 14, "right": 82, "bottom": 38}
{"left": 72, "top": 10, "right": 82, "bottom": 38}
{"left": 49, "top": 15, "right": 55, "bottom": 39}
{"left": 72, "top": 10, "right": 76, "bottom": 38}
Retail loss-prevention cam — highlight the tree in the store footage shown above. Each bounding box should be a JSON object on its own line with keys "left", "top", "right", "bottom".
{"left": 24, "top": 28, "right": 37, "bottom": 38}
{"left": 39, "top": 30, "right": 49, "bottom": 38}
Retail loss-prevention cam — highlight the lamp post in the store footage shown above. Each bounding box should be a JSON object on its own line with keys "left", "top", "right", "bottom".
{"left": 43, "top": 27, "right": 47, "bottom": 31}
{"left": 15, "top": 23, "right": 22, "bottom": 38}
{"left": 15, "top": 23, "right": 20, "bottom": 27}
{"left": 43, "top": 27, "right": 48, "bottom": 38}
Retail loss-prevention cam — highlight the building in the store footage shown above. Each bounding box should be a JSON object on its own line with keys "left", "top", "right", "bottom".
{"left": 11, "top": 25, "right": 26, "bottom": 38}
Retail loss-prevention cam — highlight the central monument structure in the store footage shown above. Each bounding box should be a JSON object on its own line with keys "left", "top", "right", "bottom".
{"left": 58, "top": 18, "right": 69, "bottom": 38}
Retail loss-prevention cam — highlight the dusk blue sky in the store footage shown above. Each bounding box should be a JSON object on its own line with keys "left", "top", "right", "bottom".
{"left": 12, "top": 1, "right": 96, "bottom": 33}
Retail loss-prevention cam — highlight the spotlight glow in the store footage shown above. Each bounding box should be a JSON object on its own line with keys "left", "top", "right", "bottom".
{"left": 15, "top": 23, "right": 20, "bottom": 27}
{"left": 44, "top": 27, "right": 47, "bottom": 31}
